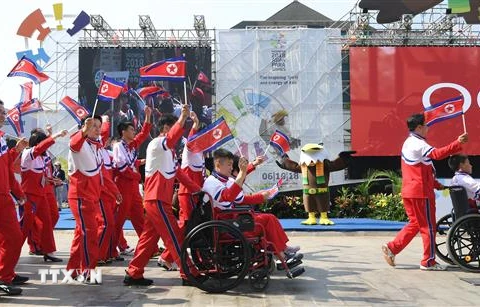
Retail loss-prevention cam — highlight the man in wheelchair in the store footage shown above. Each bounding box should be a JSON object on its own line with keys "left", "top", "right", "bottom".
{"left": 202, "top": 149, "right": 303, "bottom": 265}
{"left": 449, "top": 154, "right": 480, "bottom": 212}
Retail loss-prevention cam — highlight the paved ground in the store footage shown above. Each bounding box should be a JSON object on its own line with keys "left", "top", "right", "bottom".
{"left": 2, "top": 230, "right": 480, "bottom": 306}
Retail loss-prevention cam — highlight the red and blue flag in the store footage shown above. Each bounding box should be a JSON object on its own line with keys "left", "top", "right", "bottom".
{"left": 97, "top": 76, "right": 125, "bottom": 102}
{"left": 187, "top": 117, "right": 234, "bottom": 153}
{"left": 424, "top": 96, "right": 464, "bottom": 127}
{"left": 6, "top": 108, "right": 23, "bottom": 136}
{"left": 7, "top": 56, "right": 49, "bottom": 84}
{"left": 136, "top": 86, "right": 165, "bottom": 99}
{"left": 197, "top": 71, "right": 211, "bottom": 85}
{"left": 18, "top": 82, "right": 33, "bottom": 105}
{"left": 59, "top": 96, "right": 90, "bottom": 125}
{"left": 17, "top": 98, "right": 43, "bottom": 115}
{"left": 139, "top": 56, "right": 186, "bottom": 82}
{"left": 270, "top": 129, "right": 290, "bottom": 155}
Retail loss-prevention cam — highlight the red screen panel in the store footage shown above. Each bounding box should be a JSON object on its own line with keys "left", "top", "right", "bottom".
{"left": 350, "top": 46, "right": 480, "bottom": 156}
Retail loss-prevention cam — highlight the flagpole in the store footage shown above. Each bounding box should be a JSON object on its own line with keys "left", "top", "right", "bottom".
{"left": 462, "top": 113, "right": 467, "bottom": 134}
{"left": 264, "top": 143, "right": 271, "bottom": 156}
{"left": 233, "top": 138, "right": 243, "bottom": 157}
{"left": 91, "top": 99, "right": 99, "bottom": 118}
{"left": 182, "top": 53, "right": 188, "bottom": 105}
{"left": 68, "top": 123, "right": 79, "bottom": 133}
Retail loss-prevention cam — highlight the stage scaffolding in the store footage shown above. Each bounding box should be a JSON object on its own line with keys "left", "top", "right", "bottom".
{"left": 335, "top": 2, "right": 480, "bottom": 48}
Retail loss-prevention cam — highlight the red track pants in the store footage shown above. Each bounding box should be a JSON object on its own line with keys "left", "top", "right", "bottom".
{"left": 67, "top": 198, "right": 100, "bottom": 272}
{"left": 97, "top": 195, "right": 116, "bottom": 261}
{"left": 0, "top": 195, "right": 23, "bottom": 283}
{"left": 387, "top": 197, "right": 437, "bottom": 267}
{"left": 128, "top": 200, "right": 186, "bottom": 279}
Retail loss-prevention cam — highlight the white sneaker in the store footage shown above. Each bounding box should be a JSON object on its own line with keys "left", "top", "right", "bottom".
{"left": 382, "top": 243, "right": 396, "bottom": 267}
{"left": 120, "top": 246, "right": 135, "bottom": 256}
{"left": 420, "top": 263, "right": 447, "bottom": 271}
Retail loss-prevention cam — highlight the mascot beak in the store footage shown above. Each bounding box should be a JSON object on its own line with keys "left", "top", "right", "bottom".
{"left": 301, "top": 143, "right": 323, "bottom": 152}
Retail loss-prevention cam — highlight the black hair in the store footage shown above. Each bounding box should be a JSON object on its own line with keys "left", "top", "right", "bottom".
{"left": 0, "top": 99, "right": 3, "bottom": 105}
{"left": 157, "top": 114, "right": 178, "bottom": 132}
{"left": 6, "top": 138, "right": 17, "bottom": 149}
{"left": 448, "top": 154, "right": 469, "bottom": 172}
{"left": 30, "top": 128, "right": 43, "bottom": 135}
{"left": 117, "top": 121, "right": 134, "bottom": 136}
{"left": 213, "top": 148, "right": 234, "bottom": 161}
{"left": 80, "top": 115, "right": 102, "bottom": 126}
{"left": 29, "top": 131, "right": 48, "bottom": 148}
{"left": 407, "top": 113, "right": 425, "bottom": 131}
{"left": 232, "top": 155, "right": 240, "bottom": 175}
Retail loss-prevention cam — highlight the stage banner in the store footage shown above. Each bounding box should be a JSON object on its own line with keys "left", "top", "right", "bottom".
{"left": 216, "top": 28, "right": 344, "bottom": 192}
{"left": 350, "top": 47, "right": 480, "bottom": 156}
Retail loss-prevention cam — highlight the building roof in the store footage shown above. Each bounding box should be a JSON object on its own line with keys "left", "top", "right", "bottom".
{"left": 266, "top": 0, "right": 333, "bottom": 22}
{"left": 231, "top": 0, "right": 346, "bottom": 29}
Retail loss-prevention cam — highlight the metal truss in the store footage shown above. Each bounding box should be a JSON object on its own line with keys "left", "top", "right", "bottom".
{"left": 80, "top": 28, "right": 214, "bottom": 48}
{"left": 340, "top": 2, "right": 480, "bottom": 48}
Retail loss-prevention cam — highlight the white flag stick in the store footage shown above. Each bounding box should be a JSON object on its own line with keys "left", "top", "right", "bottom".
{"left": 91, "top": 98, "right": 99, "bottom": 118}
{"left": 233, "top": 138, "right": 243, "bottom": 157}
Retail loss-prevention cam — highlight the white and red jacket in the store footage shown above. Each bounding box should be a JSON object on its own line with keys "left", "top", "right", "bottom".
{"left": 0, "top": 132, "right": 24, "bottom": 199}
{"left": 68, "top": 131, "right": 102, "bottom": 201}
{"left": 202, "top": 172, "right": 264, "bottom": 209}
{"left": 112, "top": 123, "right": 151, "bottom": 184}
{"left": 21, "top": 136, "right": 55, "bottom": 196}
{"left": 401, "top": 133, "right": 462, "bottom": 199}
{"left": 100, "top": 147, "right": 120, "bottom": 200}
{"left": 178, "top": 128, "right": 205, "bottom": 195}
{"left": 144, "top": 122, "right": 200, "bottom": 203}
{"left": 451, "top": 171, "right": 480, "bottom": 207}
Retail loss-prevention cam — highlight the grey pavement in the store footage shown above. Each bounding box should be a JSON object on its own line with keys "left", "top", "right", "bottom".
{"left": 2, "top": 230, "right": 480, "bottom": 306}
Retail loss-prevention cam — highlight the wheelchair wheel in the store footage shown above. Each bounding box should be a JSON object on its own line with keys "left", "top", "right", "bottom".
{"left": 447, "top": 214, "right": 480, "bottom": 273}
{"left": 435, "top": 214, "right": 454, "bottom": 265}
{"left": 249, "top": 268, "right": 270, "bottom": 292}
{"left": 181, "top": 220, "right": 251, "bottom": 293}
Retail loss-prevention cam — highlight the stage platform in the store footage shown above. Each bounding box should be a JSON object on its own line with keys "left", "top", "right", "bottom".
{"left": 55, "top": 208, "right": 406, "bottom": 232}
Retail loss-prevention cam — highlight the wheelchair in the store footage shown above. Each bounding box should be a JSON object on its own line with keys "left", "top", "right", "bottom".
{"left": 435, "top": 186, "right": 480, "bottom": 272}
{"left": 179, "top": 193, "right": 305, "bottom": 293}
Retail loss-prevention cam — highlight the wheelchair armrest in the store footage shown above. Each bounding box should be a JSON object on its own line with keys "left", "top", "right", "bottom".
{"left": 220, "top": 205, "right": 252, "bottom": 213}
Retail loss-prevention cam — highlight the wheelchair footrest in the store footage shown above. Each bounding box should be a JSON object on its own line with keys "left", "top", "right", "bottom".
{"left": 287, "top": 266, "right": 305, "bottom": 279}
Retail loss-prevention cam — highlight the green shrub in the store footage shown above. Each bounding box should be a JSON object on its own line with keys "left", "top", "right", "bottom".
{"left": 368, "top": 193, "right": 407, "bottom": 221}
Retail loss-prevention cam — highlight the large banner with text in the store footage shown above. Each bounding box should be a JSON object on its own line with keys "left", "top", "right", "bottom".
{"left": 216, "top": 28, "right": 344, "bottom": 191}
{"left": 350, "top": 46, "right": 480, "bottom": 156}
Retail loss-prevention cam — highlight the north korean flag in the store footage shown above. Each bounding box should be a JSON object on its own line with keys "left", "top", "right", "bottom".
{"left": 6, "top": 108, "right": 23, "bottom": 136}
{"left": 17, "top": 98, "right": 43, "bottom": 115}
{"left": 139, "top": 56, "right": 187, "bottom": 82}
{"left": 97, "top": 76, "right": 125, "bottom": 102}
{"left": 18, "top": 82, "right": 33, "bottom": 105}
{"left": 270, "top": 129, "right": 290, "bottom": 155}
{"left": 59, "top": 96, "right": 90, "bottom": 125}
{"left": 197, "top": 71, "right": 211, "bottom": 85}
{"left": 424, "top": 96, "right": 464, "bottom": 127}
{"left": 7, "top": 56, "right": 49, "bottom": 84}
{"left": 136, "top": 86, "right": 164, "bottom": 99}
{"left": 187, "top": 117, "right": 234, "bottom": 153}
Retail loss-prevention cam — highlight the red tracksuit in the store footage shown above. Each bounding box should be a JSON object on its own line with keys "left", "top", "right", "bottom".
{"left": 44, "top": 154, "right": 59, "bottom": 227}
{"left": 20, "top": 136, "right": 57, "bottom": 254}
{"left": 127, "top": 121, "right": 200, "bottom": 279}
{"left": 0, "top": 132, "right": 25, "bottom": 284}
{"left": 387, "top": 133, "right": 462, "bottom": 267}
{"left": 203, "top": 171, "right": 288, "bottom": 253}
{"left": 66, "top": 131, "right": 102, "bottom": 272}
{"left": 112, "top": 123, "right": 151, "bottom": 251}
{"left": 98, "top": 147, "right": 120, "bottom": 261}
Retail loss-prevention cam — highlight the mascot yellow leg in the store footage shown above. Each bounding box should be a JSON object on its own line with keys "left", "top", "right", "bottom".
{"left": 301, "top": 212, "right": 318, "bottom": 225}
{"left": 319, "top": 212, "right": 335, "bottom": 225}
